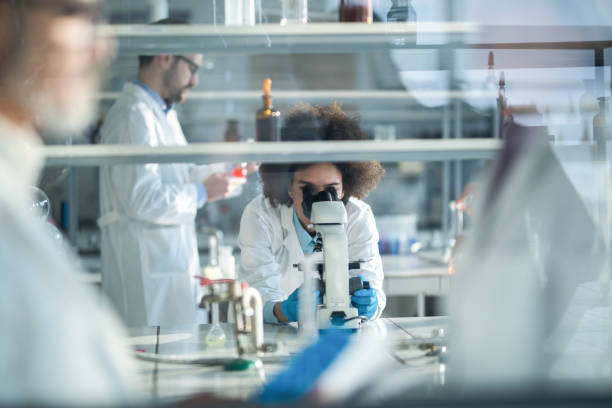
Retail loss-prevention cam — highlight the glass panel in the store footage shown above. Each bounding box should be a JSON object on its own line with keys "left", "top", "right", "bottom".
{"left": 3, "top": 0, "right": 612, "bottom": 405}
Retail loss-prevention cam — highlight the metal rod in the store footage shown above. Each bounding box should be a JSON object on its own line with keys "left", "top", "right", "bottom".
{"left": 442, "top": 107, "right": 452, "bottom": 244}
{"left": 453, "top": 99, "right": 463, "bottom": 201}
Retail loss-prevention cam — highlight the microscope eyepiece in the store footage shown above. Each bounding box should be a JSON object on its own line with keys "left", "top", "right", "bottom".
{"left": 301, "top": 186, "right": 339, "bottom": 219}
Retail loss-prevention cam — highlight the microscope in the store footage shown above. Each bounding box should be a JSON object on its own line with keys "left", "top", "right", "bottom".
{"left": 302, "top": 187, "right": 366, "bottom": 330}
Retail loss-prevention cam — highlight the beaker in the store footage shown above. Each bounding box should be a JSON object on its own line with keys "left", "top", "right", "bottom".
{"left": 280, "top": 0, "right": 308, "bottom": 25}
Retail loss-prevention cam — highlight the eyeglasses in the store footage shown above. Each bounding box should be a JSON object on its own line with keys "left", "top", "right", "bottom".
{"left": 174, "top": 55, "right": 200, "bottom": 76}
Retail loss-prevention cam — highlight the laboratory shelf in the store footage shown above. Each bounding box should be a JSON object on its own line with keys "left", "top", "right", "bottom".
{"left": 97, "top": 90, "right": 496, "bottom": 123}
{"left": 174, "top": 109, "right": 486, "bottom": 125}
{"left": 472, "top": 24, "right": 612, "bottom": 50}
{"left": 42, "top": 139, "right": 502, "bottom": 167}
{"left": 100, "top": 23, "right": 612, "bottom": 55}
{"left": 97, "top": 89, "right": 498, "bottom": 102}
{"left": 102, "top": 22, "right": 476, "bottom": 55}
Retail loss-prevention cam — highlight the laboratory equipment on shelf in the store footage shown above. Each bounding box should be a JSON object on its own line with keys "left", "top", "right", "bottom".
{"left": 386, "top": 0, "right": 416, "bottom": 22}
{"left": 224, "top": 0, "right": 256, "bottom": 26}
{"left": 593, "top": 97, "right": 611, "bottom": 146}
{"left": 307, "top": 188, "right": 366, "bottom": 330}
{"left": 339, "top": 0, "right": 372, "bottom": 23}
{"left": 280, "top": 0, "right": 308, "bottom": 25}
{"left": 255, "top": 78, "right": 281, "bottom": 142}
{"left": 223, "top": 119, "right": 241, "bottom": 142}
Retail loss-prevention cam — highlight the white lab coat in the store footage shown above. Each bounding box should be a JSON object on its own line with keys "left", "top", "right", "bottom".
{"left": 0, "top": 116, "right": 140, "bottom": 405}
{"left": 238, "top": 195, "right": 386, "bottom": 319}
{"left": 99, "top": 83, "right": 208, "bottom": 327}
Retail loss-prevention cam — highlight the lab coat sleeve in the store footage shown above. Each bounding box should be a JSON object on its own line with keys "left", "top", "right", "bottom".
{"left": 346, "top": 202, "right": 386, "bottom": 319}
{"left": 189, "top": 163, "right": 229, "bottom": 182}
{"left": 238, "top": 200, "right": 286, "bottom": 306}
{"left": 189, "top": 163, "right": 244, "bottom": 199}
{"left": 107, "top": 106, "right": 198, "bottom": 225}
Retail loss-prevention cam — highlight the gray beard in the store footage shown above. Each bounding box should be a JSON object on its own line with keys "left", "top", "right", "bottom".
{"left": 23, "top": 79, "right": 98, "bottom": 143}
{"left": 36, "top": 98, "right": 97, "bottom": 144}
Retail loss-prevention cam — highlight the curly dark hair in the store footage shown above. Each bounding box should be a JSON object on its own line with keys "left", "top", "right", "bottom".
{"left": 259, "top": 103, "right": 385, "bottom": 207}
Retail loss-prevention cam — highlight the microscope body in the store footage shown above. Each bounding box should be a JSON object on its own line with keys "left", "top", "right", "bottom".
{"left": 310, "top": 200, "right": 360, "bottom": 330}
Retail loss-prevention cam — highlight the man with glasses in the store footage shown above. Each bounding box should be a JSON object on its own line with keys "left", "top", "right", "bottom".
{"left": 98, "top": 19, "right": 244, "bottom": 327}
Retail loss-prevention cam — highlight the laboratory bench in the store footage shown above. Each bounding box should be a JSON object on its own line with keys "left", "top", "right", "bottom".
{"left": 382, "top": 254, "right": 449, "bottom": 317}
{"left": 124, "top": 316, "right": 447, "bottom": 403}
{"left": 78, "top": 252, "right": 450, "bottom": 317}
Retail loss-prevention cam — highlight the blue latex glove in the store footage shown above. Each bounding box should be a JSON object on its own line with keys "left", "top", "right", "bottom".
{"left": 280, "top": 286, "right": 320, "bottom": 323}
{"left": 257, "top": 329, "right": 352, "bottom": 403}
{"left": 351, "top": 275, "right": 378, "bottom": 319}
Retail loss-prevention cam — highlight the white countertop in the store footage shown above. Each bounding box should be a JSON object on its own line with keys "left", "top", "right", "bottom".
{"left": 124, "top": 316, "right": 447, "bottom": 403}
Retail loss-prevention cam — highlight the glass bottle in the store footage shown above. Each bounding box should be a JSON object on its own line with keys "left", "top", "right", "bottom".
{"left": 223, "top": 119, "right": 241, "bottom": 142}
{"left": 255, "top": 78, "right": 281, "bottom": 142}
{"left": 205, "top": 301, "right": 227, "bottom": 347}
{"left": 593, "top": 97, "right": 611, "bottom": 163}
{"left": 280, "top": 0, "right": 308, "bottom": 25}
{"left": 579, "top": 79, "right": 596, "bottom": 142}
{"left": 339, "top": 0, "right": 372, "bottom": 23}
{"left": 225, "top": 0, "right": 256, "bottom": 26}
{"left": 386, "top": 0, "right": 416, "bottom": 22}
{"left": 593, "top": 97, "right": 610, "bottom": 145}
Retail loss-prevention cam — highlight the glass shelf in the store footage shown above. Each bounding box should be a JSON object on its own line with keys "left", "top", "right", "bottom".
{"left": 101, "top": 22, "right": 477, "bottom": 55}
{"left": 43, "top": 139, "right": 502, "bottom": 167}
{"left": 100, "top": 23, "right": 612, "bottom": 55}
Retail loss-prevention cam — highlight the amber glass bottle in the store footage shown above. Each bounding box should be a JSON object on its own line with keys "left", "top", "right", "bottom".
{"left": 223, "top": 119, "right": 240, "bottom": 142}
{"left": 255, "top": 78, "right": 281, "bottom": 142}
{"left": 339, "top": 0, "right": 372, "bottom": 23}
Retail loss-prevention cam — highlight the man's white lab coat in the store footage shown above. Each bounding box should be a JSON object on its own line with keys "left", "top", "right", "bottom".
{"left": 99, "top": 83, "right": 207, "bottom": 327}
{"left": 0, "top": 116, "right": 139, "bottom": 405}
{"left": 238, "top": 195, "right": 386, "bottom": 319}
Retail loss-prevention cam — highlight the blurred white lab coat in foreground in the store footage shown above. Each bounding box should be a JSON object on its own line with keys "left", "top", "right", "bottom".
{"left": 99, "top": 83, "right": 216, "bottom": 327}
{"left": 0, "top": 116, "right": 140, "bottom": 405}
{"left": 450, "top": 125, "right": 607, "bottom": 389}
{"left": 238, "top": 195, "right": 386, "bottom": 319}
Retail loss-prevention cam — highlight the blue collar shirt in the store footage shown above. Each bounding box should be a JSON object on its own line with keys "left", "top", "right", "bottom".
{"left": 133, "top": 79, "right": 173, "bottom": 114}
{"left": 293, "top": 210, "right": 317, "bottom": 254}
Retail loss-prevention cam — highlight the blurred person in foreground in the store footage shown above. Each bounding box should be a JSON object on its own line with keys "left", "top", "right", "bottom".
{"left": 238, "top": 103, "right": 386, "bottom": 325}
{"left": 0, "top": 0, "right": 141, "bottom": 405}
{"left": 449, "top": 123, "right": 607, "bottom": 392}
{"left": 98, "top": 18, "right": 252, "bottom": 327}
